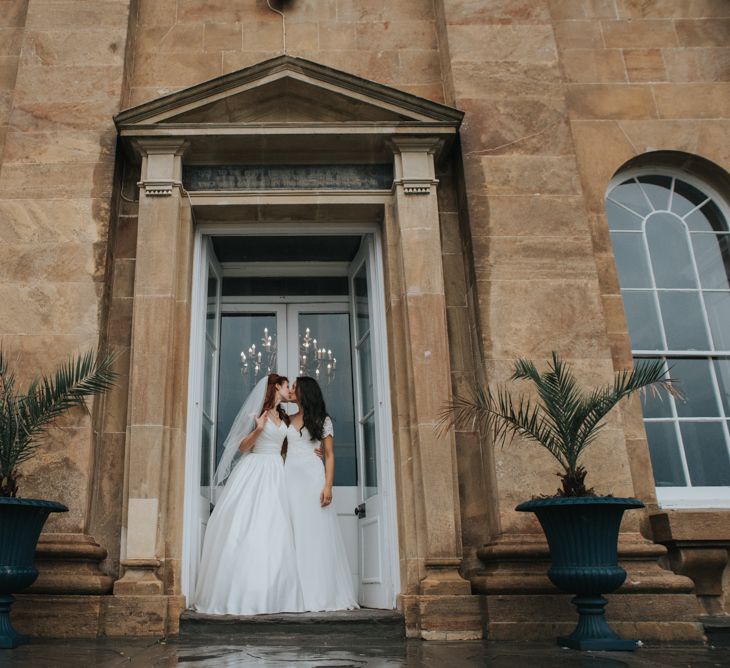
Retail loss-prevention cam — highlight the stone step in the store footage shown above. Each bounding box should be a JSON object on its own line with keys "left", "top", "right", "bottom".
{"left": 179, "top": 609, "right": 406, "bottom": 640}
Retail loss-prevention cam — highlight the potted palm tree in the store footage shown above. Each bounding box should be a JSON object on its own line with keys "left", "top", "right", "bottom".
{"left": 0, "top": 348, "right": 117, "bottom": 648}
{"left": 441, "top": 353, "right": 677, "bottom": 651}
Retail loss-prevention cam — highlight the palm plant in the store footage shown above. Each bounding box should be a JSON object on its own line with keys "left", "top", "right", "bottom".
{"left": 0, "top": 348, "right": 118, "bottom": 498}
{"left": 440, "top": 352, "right": 678, "bottom": 497}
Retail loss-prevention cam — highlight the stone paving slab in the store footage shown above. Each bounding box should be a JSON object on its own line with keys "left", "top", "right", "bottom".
{"left": 1, "top": 638, "right": 730, "bottom": 668}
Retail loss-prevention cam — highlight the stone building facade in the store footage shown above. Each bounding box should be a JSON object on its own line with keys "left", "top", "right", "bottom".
{"left": 2, "top": 0, "right": 729, "bottom": 641}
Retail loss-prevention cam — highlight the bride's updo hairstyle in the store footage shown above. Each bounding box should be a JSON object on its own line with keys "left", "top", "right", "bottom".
{"left": 295, "top": 376, "right": 329, "bottom": 441}
{"left": 262, "top": 373, "right": 289, "bottom": 425}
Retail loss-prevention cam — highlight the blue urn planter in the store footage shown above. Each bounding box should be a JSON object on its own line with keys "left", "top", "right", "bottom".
{"left": 516, "top": 496, "right": 644, "bottom": 651}
{"left": 0, "top": 497, "right": 68, "bottom": 649}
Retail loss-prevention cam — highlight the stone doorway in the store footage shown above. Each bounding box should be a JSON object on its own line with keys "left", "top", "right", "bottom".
{"left": 111, "top": 55, "right": 480, "bottom": 638}
{"left": 183, "top": 227, "right": 400, "bottom": 610}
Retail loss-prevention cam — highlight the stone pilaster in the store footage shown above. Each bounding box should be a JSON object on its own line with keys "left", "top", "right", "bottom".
{"left": 113, "top": 138, "right": 189, "bottom": 596}
{"left": 389, "top": 137, "right": 479, "bottom": 639}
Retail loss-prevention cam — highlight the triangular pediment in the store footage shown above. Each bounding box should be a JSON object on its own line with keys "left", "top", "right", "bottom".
{"left": 115, "top": 55, "right": 462, "bottom": 127}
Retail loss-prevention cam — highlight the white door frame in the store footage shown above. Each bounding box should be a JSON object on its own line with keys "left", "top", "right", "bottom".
{"left": 180, "top": 236, "right": 222, "bottom": 600}
{"left": 182, "top": 224, "right": 400, "bottom": 608}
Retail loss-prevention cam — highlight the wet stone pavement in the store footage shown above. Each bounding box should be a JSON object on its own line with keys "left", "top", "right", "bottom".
{"left": 1, "top": 636, "right": 730, "bottom": 668}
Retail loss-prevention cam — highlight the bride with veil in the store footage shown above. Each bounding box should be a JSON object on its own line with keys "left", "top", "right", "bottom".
{"left": 193, "top": 373, "right": 304, "bottom": 614}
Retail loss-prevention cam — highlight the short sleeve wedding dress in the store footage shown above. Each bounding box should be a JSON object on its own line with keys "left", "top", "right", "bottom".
{"left": 193, "top": 416, "right": 304, "bottom": 614}
{"left": 284, "top": 417, "right": 359, "bottom": 611}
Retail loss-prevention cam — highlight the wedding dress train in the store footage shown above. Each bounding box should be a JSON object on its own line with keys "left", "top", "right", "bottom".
{"left": 284, "top": 417, "right": 359, "bottom": 611}
{"left": 193, "top": 417, "right": 304, "bottom": 614}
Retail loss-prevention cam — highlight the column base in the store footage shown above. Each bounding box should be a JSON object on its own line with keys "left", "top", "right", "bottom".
{"left": 420, "top": 558, "right": 472, "bottom": 595}
{"left": 27, "top": 533, "right": 114, "bottom": 595}
{"left": 113, "top": 559, "right": 163, "bottom": 595}
{"left": 400, "top": 593, "right": 485, "bottom": 640}
{"left": 472, "top": 533, "right": 705, "bottom": 643}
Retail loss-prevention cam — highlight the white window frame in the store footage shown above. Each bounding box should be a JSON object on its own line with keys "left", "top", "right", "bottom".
{"left": 607, "top": 167, "right": 730, "bottom": 509}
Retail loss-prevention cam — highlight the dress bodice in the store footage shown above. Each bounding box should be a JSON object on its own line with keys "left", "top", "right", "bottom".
{"left": 252, "top": 417, "right": 287, "bottom": 455}
{"left": 286, "top": 417, "right": 333, "bottom": 456}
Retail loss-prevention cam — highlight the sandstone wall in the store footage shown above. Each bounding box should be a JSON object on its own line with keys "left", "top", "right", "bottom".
{"left": 0, "top": 0, "right": 132, "bottom": 535}
{"left": 554, "top": 1, "right": 730, "bottom": 505}
{"left": 126, "top": 0, "right": 444, "bottom": 107}
{"left": 1, "top": 0, "right": 727, "bottom": 607}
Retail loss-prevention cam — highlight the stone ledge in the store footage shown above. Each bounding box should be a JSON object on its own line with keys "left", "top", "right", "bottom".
{"left": 480, "top": 593, "right": 706, "bottom": 643}
{"left": 474, "top": 532, "right": 694, "bottom": 595}
{"left": 180, "top": 609, "right": 405, "bottom": 639}
{"left": 399, "top": 593, "right": 485, "bottom": 640}
{"left": 10, "top": 594, "right": 185, "bottom": 638}
{"left": 650, "top": 510, "right": 730, "bottom": 542}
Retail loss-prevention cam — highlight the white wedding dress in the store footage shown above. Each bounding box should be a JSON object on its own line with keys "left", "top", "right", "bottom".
{"left": 284, "top": 417, "right": 359, "bottom": 611}
{"left": 193, "top": 417, "right": 304, "bottom": 615}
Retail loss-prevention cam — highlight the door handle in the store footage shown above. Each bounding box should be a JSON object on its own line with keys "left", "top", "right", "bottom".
{"left": 354, "top": 502, "right": 366, "bottom": 519}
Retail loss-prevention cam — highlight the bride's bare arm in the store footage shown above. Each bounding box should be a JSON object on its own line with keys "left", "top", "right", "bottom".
{"left": 320, "top": 435, "right": 334, "bottom": 507}
{"left": 239, "top": 413, "right": 267, "bottom": 452}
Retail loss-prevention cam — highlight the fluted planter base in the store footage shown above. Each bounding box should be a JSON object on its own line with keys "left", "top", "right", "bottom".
{"left": 0, "top": 498, "right": 68, "bottom": 648}
{"left": 558, "top": 595, "right": 638, "bottom": 651}
{"left": 517, "top": 496, "right": 644, "bottom": 652}
{"left": 0, "top": 595, "right": 29, "bottom": 649}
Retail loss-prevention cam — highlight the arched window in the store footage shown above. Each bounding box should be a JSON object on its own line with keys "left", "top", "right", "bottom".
{"left": 607, "top": 171, "right": 730, "bottom": 508}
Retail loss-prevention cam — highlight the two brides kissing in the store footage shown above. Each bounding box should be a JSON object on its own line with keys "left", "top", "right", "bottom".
{"left": 193, "top": 373, "right": 358, "bottom": 614}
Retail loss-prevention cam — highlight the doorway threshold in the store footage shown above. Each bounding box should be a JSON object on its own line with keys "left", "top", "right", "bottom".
{"left": 180, "top": 608, "right": 405, "bottom": 639}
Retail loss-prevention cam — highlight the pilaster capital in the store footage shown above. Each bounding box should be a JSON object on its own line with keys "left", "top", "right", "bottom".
{"left": 388, "top": 136, "right": 443, "bottom": 196}
{"left": 132, "top": 138, "right": 189, "bottom": 197}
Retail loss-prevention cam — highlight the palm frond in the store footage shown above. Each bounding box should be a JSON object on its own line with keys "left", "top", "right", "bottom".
{"left": 573, "top": 359, "right": 677, "bottom": 453}
{"left": 439, "top": 382, "right": 569, "bottom": 471}
{"left": 0, "top": 348, "right": 119, "bottom": 494}
{"left": 439, "top": 352, "right": 678, "bottom": 497}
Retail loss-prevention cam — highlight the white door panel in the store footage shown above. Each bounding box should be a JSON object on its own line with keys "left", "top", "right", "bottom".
{"left": 286, "top": 303, "right": 361, "bottom": 594}
{"left": 349, "top": 237, "right": 392, "bottom": 608}
{"left": 183, "top": 236, "right": 222, "bottom": 601}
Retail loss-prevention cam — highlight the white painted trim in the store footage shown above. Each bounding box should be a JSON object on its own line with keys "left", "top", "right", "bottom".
{"left": 182, "top": 227, "right": 401, "bottom": 609}
{"left": 195, "top": 222, "right": 381, "bottom": 236}
{"left": 606, "top": 168, "right": 730, "bottom": 504}
{"left": 657, "top": 487, "right": 730, "bottom": 509}
{"left": 188, "top": 191, "right": 392, "bottom": 206}
{"left": 223, "top": 261, "right": 350, "bottom": 277}
{"left": 222, "top": 295, "right": 349, "bottom": 304}
{"left": 607, "top": 168, "right": 730, "bottom": 220}
{"left": 370, "top": 228, "right": 401, "bottom": 608}
{"left": 181, "top": 228, "right": 206, "bottom": 603}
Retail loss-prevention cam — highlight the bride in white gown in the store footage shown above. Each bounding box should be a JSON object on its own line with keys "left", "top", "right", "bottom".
{"left": 193, "top": 373, "right": 304, "bottom": 615}
{"left": 284, "top": 376, "right": 359, "bottom": 611}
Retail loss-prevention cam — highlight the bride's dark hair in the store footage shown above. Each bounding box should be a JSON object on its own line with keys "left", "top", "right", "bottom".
{"left": 295, "top": 376, "right": 329, "bottom": 441}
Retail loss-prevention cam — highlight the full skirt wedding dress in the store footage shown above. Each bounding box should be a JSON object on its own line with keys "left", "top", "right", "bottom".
{"left": 284, "top": 417, "right": 359, "bottom": 611}
{"left": 193, "top": 418, "right": 304, "bottom": 614}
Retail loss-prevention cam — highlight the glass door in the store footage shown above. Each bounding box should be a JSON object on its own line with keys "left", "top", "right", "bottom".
{"left": 286, "top": 304, "right": 360, "bottom": 596}
{"left": 184, "top": 237, "right": 222, "bottom": 598}
{"left": 199, "top": 239, "right": 222, "bottom": 507}
{"left": 349, "top": 237, "right": 391, "bottom": 608}
{"left": 215, "top": 305, "right": 287, "bottom": 484}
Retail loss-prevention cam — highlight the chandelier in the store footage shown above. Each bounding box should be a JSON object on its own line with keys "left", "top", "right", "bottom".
{"left": 240, "top": 326, "right": 337, "bottom": 386}
{"left": 240, "top": 327, "right": 276, "bottom": 380}
{"left": 298, "top": 327, "right": 337, "bottom": 385}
